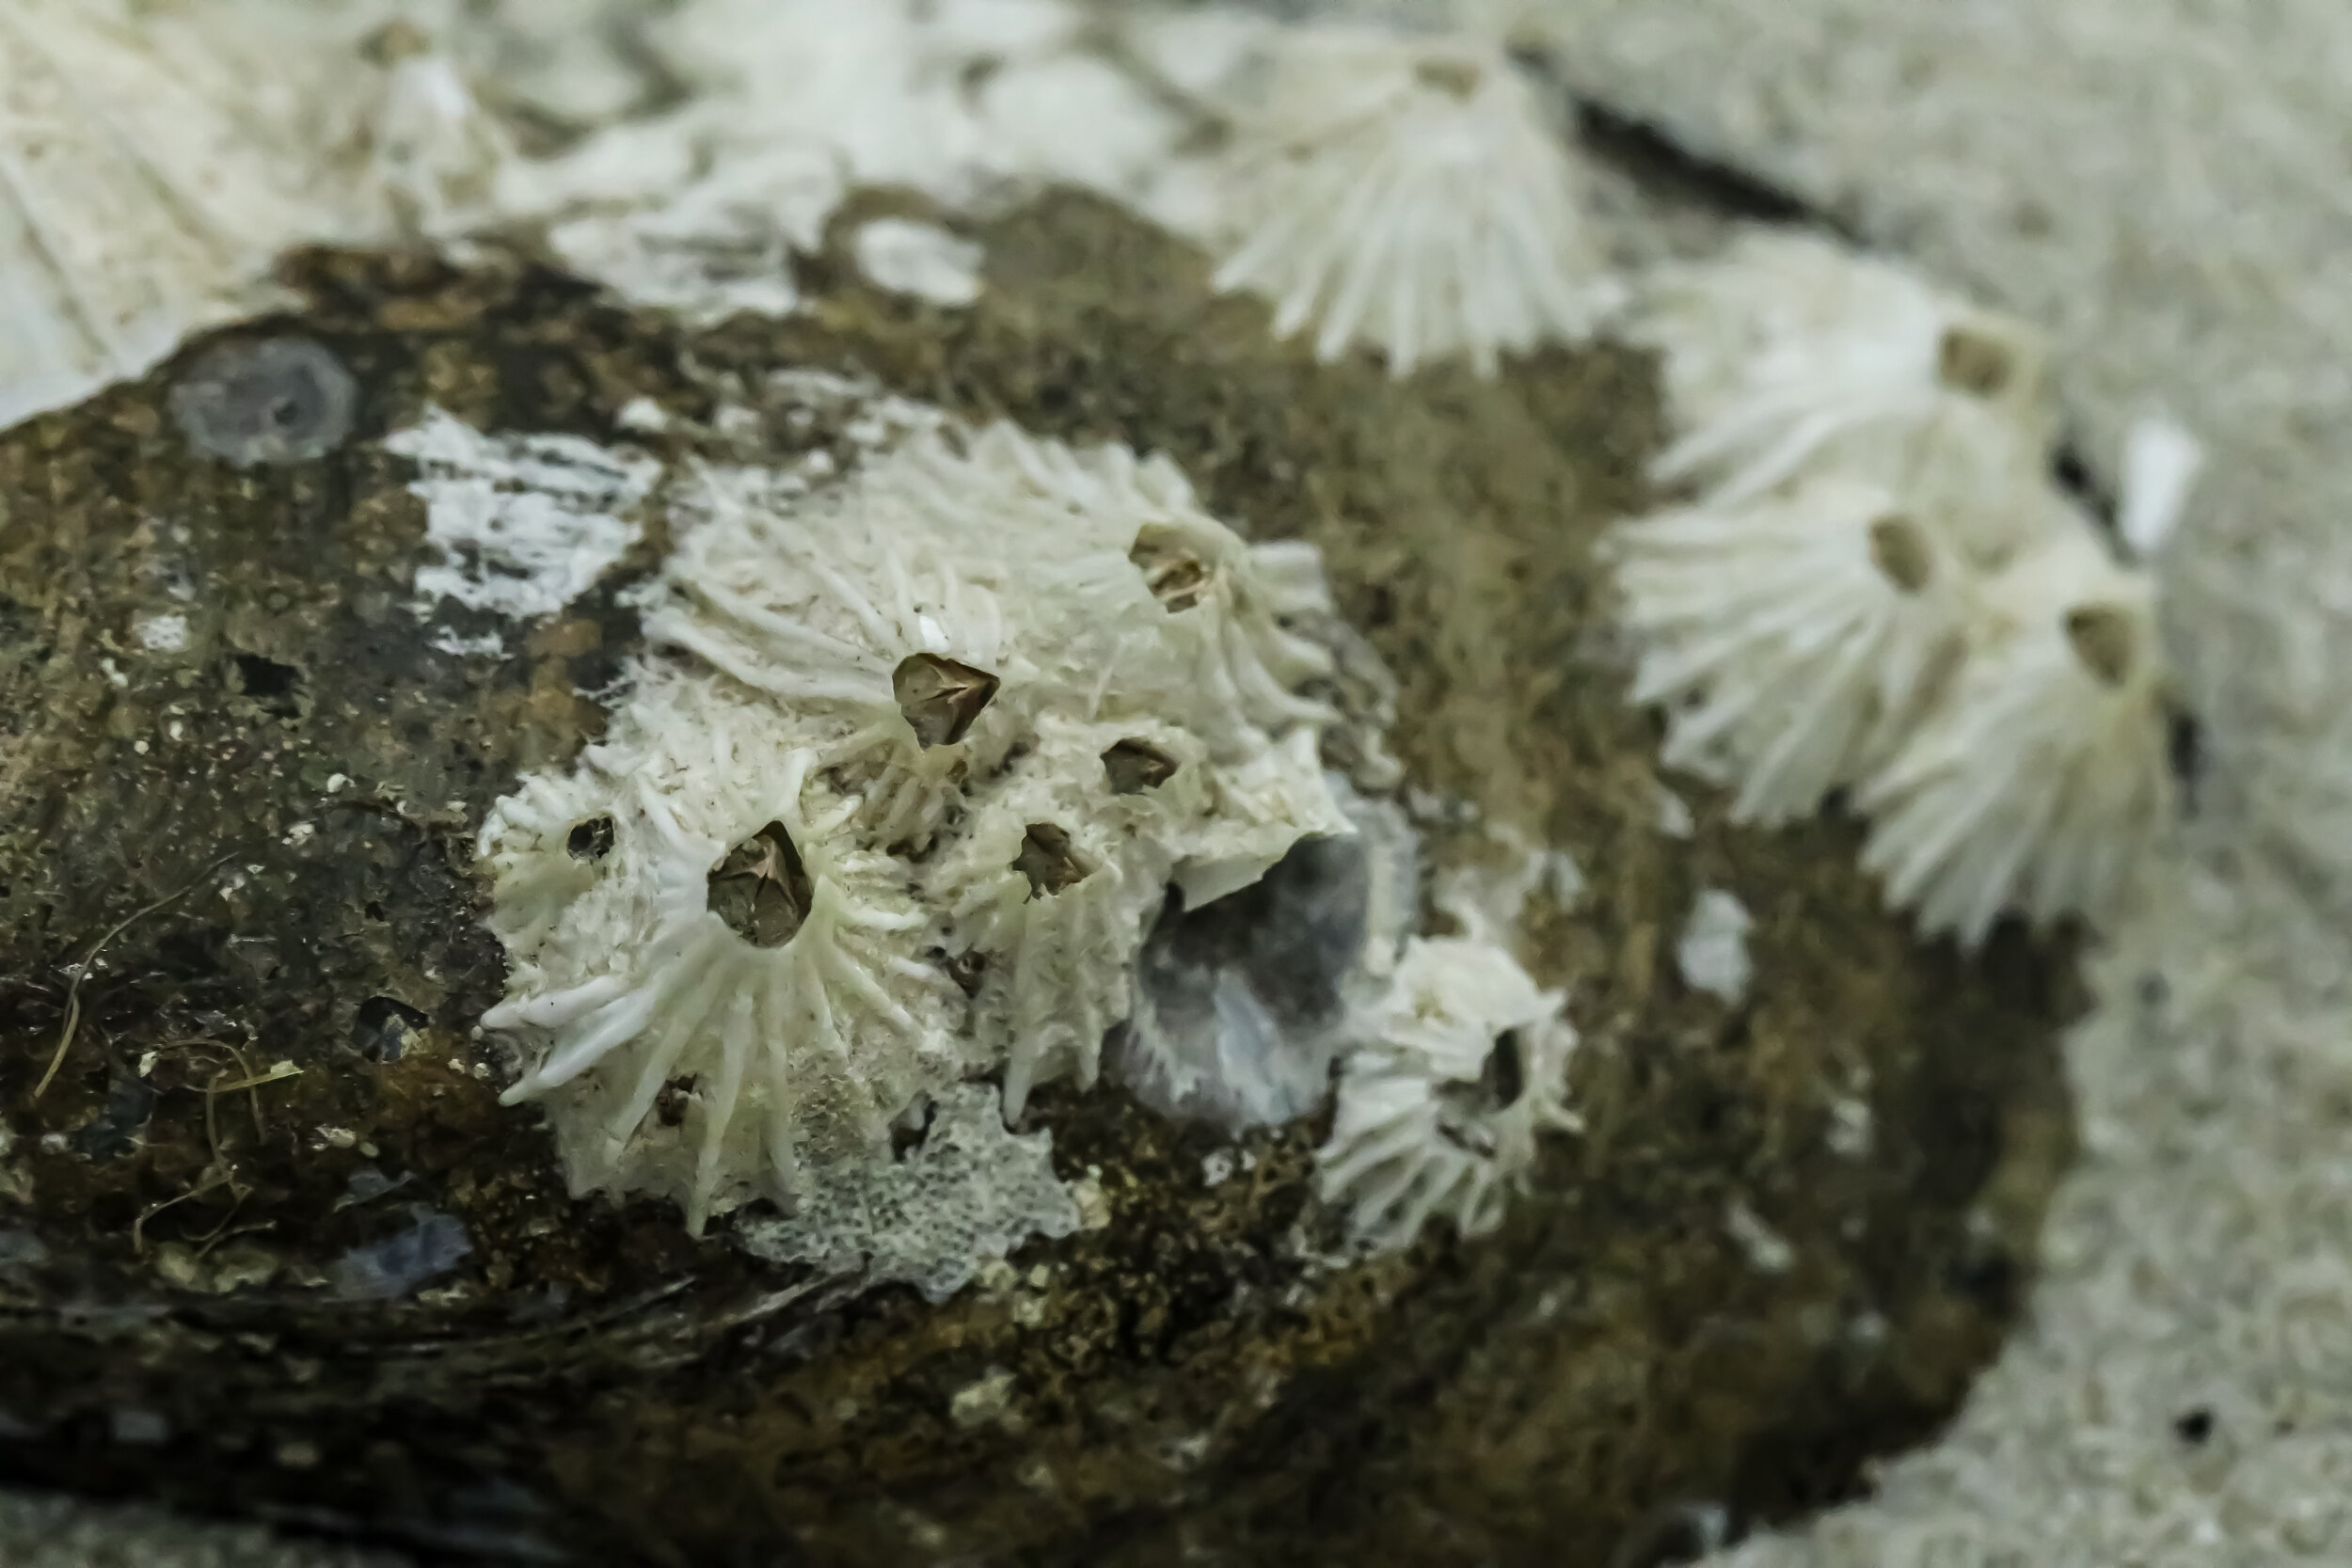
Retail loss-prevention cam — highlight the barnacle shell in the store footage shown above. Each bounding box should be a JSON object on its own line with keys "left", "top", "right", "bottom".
{"left": 1857, "top": 515, "right": 2171, "bottom": 946}
{"left": 1201, "top": 27, "right": 1618, "bottom": 376}
{"left": 1316, "top": 934, "right": 1580, "bottom": 1252}
{"left": 482, "top": 669, "right": 969, "bottom": 1235}
{"left": 0, "top": 0, "right": 322, "bottom": 431}
{"left": 1640, "top": 231, "right": 2056, "bottom": 566}
{"left": 1612, "top": 472, "right": 1975, "bottom": 824}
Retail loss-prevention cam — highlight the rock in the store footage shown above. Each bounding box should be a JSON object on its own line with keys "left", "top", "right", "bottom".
{"left": 0, "top": 195, "right": 2074, "bottom": 1565}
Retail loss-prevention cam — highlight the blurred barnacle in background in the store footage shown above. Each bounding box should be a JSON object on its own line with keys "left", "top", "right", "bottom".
{"left": 1617, "top": 231, "right": 2196, "bottom": 945}
{"left": 480, "top": 395, "right": 1372, "bottom": 1241}
{"left": 1315, "top": 932, "right": 1581, "bottom": 1252}
{"left": 1856, "top": 514, "right": 2175, "bottom": 947}
{"left": 0, "top": 0, "right": 323, "bottom": 432}
{"left": 495, "top": 113, "right": 845, "bottom": 325}
{"left": 1185, "top": 24, "right": 1621, "bottom": 376}
{"left": 1638, "top": 230, "right": 2055, "bottom": 566}
{"left": 1610, "top": 472, "right": 1974, "bottom": 825}
{"left": 341, "top": 17, "right": 515, "bottom": 239}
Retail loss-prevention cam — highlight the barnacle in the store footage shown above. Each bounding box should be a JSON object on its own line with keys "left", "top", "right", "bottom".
{"left": 1200, "top": 26, "right": 1618, "bottom": 376}
{"left": 1611, "top": 472, "right": 1974, "bottom": 823}
{"left": 1316, "top": 934, "right": 1580, "bottom": 1252}
{"left": 482, "top": 670, "right": 968, "bottom": 1235}
{"left": 1856, "top": 518, "right": 2172, "bottom": 947}
{"left": 1641, "top": 231, "right": 2055, "bottom": 566}
{"left": 0, "top": 0, "right": 321, "bottom": 431}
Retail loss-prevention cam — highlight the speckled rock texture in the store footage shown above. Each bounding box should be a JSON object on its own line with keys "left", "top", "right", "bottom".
{"left": 0, "top": 194, "right": 2074, "bottom": 1566}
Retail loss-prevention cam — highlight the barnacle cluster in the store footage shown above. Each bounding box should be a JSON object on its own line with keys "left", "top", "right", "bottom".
{"left": 478, "top": 411, "right": 1358, "bottom": 1233}
{"left": 1615, "top": 232, "right": 2193, "bottom": 946}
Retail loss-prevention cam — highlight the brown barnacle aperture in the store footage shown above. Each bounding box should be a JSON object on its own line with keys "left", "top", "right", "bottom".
{"left": 1866, "top": 513, "right": 1936, "bottom": 595}
{"left": 893, "top": 652, "right": 1001, "bottom": 748}
{"left": 1935, "top": 322, "right": 2015, "bottom": 399}
{"left": 1130, "top": 524, "right": 1215, "bottom": 611}
{"left": 707, "top": 820, "right": 817, "bottom": 948}
{"left": 1102, "top": 737, "right": 1181, "bottom": 795}
{"left": 2064, "top": 602, "right": 2139, "bottom": 689}
{"left": 565, "top": 815, "right": 616, "bottom": 863}
{"left": 1013, "top": 823, "right": 1092, "bottom": 899}
{"left": 1413, "top": 55, "right": 1486, "bottom": 99}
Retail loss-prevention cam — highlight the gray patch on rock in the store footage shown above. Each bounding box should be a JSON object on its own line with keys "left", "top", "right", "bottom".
{"left": 735, "top": 1084, "right": 1082, "bottom": 1305}
{"left": 169, "top": 338, "right": 358, "bottom": 469}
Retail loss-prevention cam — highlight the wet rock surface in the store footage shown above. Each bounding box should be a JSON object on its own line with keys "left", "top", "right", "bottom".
{"left": 0, "top": 197, "right": 2074, "bottom": 1566}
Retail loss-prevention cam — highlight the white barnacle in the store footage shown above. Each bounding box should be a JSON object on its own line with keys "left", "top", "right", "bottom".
{"left": 342, "top": 20, "right": 514, "bottom": 239}
{"left": 929, "top": 790, "right": 1159, "bottom": 1122}
{"left": 1610, "top": 472, "right": 1974, "bottom": 823}
{"left": 482, "top": 670, "right": 966, "bottom": 1235}
{"left": 1200, "top": 26, "right": 1617, "bottom": 376}
{"left": 0, "top": 1, "right": 323, "bottom": 431}
{"left": 1856, "top": 516, "right": 2172, "bottom": 947}
{"left": 1640, "top": 231, "right": 2055, "bottom": 566}
{"left": 1316, "top": 934, "right": 1579, "bottom": 1252}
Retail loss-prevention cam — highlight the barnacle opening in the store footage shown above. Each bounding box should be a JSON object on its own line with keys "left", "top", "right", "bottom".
{"left": 565, "top": 815, "right": 616, "bottom": 862}
{"left": 653, "top": 1075, "right": 698, "bottom": 1128}
{"left": 893, "top": 652, "right": 1001, "bottom": 748}
{"left": 1013, "top": 823, "right": 1093, "bottom": 899}
{"left": 707, "top": 820, "right": 816, "bottom": 948}
{"left": 2064, "top": 603, "right": 2138, "bottom": 689}
{"left": 1413, "top": 56, "right": 1486, "bottom": 99}
{"left": 359, "top": 18, "right": 433, "bottom": 65}
{"left": 1130, "top": 526, "right": 1214, "bottom": 612}
{"left": 1480, "top": 1027, "right": 1527, "bottom": 1112}
{"left": 1102, "top": 738, "right": 1181, "bottom": 795}
{"left": 1935, "top": 324, "right": 2014, "bottom": 399}
{"left": 1867, "top": 514, "right": 1936, "bottom": 594}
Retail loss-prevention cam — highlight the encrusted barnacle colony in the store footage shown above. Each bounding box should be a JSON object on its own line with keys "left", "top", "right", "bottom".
{"left": 1616, "top": 231, "right": 2190, "bottom": 945}
{"left": 479, "top": 404, "right": 1369, "bottom": 1235}
{"left": 0, "top": 0, "right": 323, "bottom": 431}
{"left": 1316, "top": 934, "right": 1581, "bottom": 1251}
{"left": 1195, "top": 25, "right": 1619, "bottom": 377}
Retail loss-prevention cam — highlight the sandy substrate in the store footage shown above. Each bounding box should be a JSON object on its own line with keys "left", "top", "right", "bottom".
{"left": 8, "top": 2, "right": 2349, "bottom": 1561}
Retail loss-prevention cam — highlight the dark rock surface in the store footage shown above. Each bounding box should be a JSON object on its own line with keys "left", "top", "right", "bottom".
{"left": 0, "top": 195, "right": 2075, "bottom": 1566}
